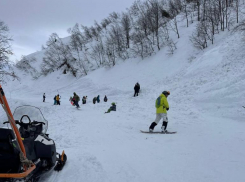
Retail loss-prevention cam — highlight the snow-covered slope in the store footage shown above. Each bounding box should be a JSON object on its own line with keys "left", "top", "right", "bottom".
{"left": 1, "top": 18, "right": 245, "bottom": 182}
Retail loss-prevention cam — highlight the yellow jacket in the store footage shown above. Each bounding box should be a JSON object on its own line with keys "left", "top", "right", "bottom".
{"left": 156, "top": 94, "right": 169, "bottom": 114}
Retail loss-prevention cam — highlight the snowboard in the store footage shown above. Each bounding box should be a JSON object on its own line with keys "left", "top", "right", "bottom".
{"left": 140, "top": 130, "right": 177, "bottom": 134}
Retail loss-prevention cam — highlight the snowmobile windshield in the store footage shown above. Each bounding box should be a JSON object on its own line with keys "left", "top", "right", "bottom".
{"left": 13, "top": 105, "right": 48, "bottom": 134}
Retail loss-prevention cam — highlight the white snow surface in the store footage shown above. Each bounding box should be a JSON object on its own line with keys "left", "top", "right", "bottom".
{"left": 1, "top": 21, "right": 245, "bottom": 182}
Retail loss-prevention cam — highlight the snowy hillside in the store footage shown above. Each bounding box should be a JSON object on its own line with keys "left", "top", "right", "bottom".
{"left": 1, "top": 10, "right": 245, "bottom": 182}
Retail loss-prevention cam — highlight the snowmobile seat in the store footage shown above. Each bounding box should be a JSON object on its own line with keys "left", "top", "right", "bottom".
{"left": 0, "top": 128, "right": 15, "bottom": 140}
{"left": 0, "top": 128, "right": 20, "bottom": 173}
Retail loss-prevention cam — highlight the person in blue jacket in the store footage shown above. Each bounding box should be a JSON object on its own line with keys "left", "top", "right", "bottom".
{"left": 97, "top": 95, "right": 100, "bottom": 103}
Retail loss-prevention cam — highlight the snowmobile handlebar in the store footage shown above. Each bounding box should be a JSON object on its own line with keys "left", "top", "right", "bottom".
{"left": 3, "top": 120, "right": 45, "bottom": 125}
{"left": 3, "top": 120, "right": 19, "bottom": 124}
{"left": 32, "top": 120, "right": 46, "bottom": 125}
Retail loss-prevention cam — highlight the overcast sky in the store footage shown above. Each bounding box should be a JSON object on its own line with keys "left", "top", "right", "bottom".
{"left": 0, "top": 0, "right": 135, "bottom": 62}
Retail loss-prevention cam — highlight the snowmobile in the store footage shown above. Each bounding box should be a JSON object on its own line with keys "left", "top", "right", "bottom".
{"left": 0, "top": 85, "right": 67, "bottom": 182}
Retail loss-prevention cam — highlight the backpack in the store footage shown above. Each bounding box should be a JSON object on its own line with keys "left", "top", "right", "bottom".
{"left": 155, "top": 96, "right": 162, "bottom": 108}
{"left": 77, "top": 96, "right": 80, "bottom": 101}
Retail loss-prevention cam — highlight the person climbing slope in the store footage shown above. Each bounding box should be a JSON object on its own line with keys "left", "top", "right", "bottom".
{"left": 134, "top": 82, "right": 140, "bottom": 97}
{"left": 73, "top": 92, "right": 80, "bottom": 108}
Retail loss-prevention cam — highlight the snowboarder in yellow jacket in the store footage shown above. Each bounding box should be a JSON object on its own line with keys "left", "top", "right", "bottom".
{"left": 149, "top": 91, "right": 170, "bottom": 133}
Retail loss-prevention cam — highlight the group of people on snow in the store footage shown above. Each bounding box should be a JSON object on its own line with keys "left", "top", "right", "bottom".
{"left": 42, "top": 82, "right": 171, "bottom": 132}
{"left": 70, "top": 95, "right": 87, "bottom": 106}
{"left": 132, "top": 82, "right": 171, "bottom": 133}
{"left": 70, "top": 92, "right": 80, "bottom": 108}
{"left": 82, "top": 96, "right": 87, "bottom": 104}
{"left": 69, "top": 93, "right": 110, "bottom": 111}
{"left": 43, "top": 93, "right": 61, "bottom": 105}
{"left": 93, "top": 95, "right": 100, "bottom": 104}
{"left": 54, "top": 94, "right": 61, "bottom": 105}
{"left": 92, "top": 95, "right": 108, "bottom": 104}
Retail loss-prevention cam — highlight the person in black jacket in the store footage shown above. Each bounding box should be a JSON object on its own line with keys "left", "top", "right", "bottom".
{"left": 104, "top": 95, "right": 108, "bottom": 102}
{"left": 93, "top": 97, "right": 97, "bottom": 104}
{"left": 43, "top": 93, "right": 46, "bottom": 102}
{"left": 54, "top": 95, "right": 57, "bottom": 105}
{"left": 82, "top": 96, "right": 87, "bottom": 104}
{"left": 134, "top": 82, "right": 140, "bottom": 97}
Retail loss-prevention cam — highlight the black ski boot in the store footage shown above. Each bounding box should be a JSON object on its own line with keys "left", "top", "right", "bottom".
{"left": 149, "top": 122, "right": 157, "bottom": 132}
{"left": 161, "top": 121, "right": 168, "bottom": 133}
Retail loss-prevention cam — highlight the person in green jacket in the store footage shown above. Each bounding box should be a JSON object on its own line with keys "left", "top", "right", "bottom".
{"left": 73, "top": 92, "right": 80, "bottom": 108}
{"left": 149, "top": 91, "right": 170, "bottom": 133}
{"left": 105, "top": 102, "right": 116, "bottom": 113}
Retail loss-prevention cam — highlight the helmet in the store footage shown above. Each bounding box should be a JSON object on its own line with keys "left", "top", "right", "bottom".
{"left": 73, "top": 92, "right": 76, "bottom": 95}
{"left": 162, "top": 91, "right": 170, "bottom": 95}
{"left": 111, "top": 102, "right": 116, "bottom": 105}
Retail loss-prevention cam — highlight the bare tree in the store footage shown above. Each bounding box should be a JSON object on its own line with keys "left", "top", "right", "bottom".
{"left": 168, "top": 0, "right": 181, "bottom": 38}
{"left": 105, "top": 37, "right": 117, "bottom": 67}
{"left": 190, "top": 21, "right": 209, "bottom": 49}
{"left": 0, "top": 20, "right": 18, "bottom": 83}
{"left": 129, "top": 1, "right": 155, "bottom": 57}
{"left": 89, "top": 37, "right": 106, "bottom": 67}
{"left": 81, "top": 25, "right": 93, "bottom": 41}
{"left": 162, "top": 26, "right": 177, "bottom": 54}
{"left": 131, "top": 28, "right": 155, "bottom": 59}
{"left": 197, "top": 0, "right": 201, "bottom": 21}
{"left": 101, "top": 18, "right": 111, "bottom": 29}
{"left": 109, "top": 12, "right": 120, "bottom": 24}
{"left": 41, "top": 33, "right": 77, "bottom": 76}
{"left": 235, "top": 0, "right": 239, "bottom": 23}
{"left": 90, "top": 26, "right": 100, "bottom": 41}
{"left": 68, "top": 23, "right": 88, "bottom": 75}
{"left": 206, "top": 0, "right": 219, "bottom": 44}
{"left": 182, "top": 0, "right": 190, "bottom": 27}
{"left": 146, "top": 0, "right": 163, "bottom": 50}
{"left": 202, "top": 0, "right": 207, "bottom": 21}
{"left": 121, "top": 12, "right": 131, "bottom": 49}
{"left": 94, "top": 20, "right": 102, "bottom": 33}
{"left": 233, "top": 17, "right": 245, "bottom": 37}
{"left": 16, "top": 56, "right": 39, "bottom": 78}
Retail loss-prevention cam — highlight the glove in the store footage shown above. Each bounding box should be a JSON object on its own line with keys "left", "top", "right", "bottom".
{"left": 166, "top": 108, "right": 169, "bottom": 111}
